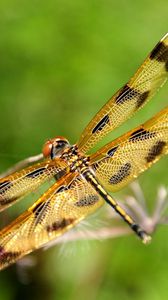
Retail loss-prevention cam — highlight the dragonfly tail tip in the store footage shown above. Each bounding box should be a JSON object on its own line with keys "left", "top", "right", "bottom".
{"left": 142, "top": 233, "right": 152, "bottom": 245}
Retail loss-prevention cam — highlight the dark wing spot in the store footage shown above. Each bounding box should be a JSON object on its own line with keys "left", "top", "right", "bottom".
{"left": 150, "top": 41, "right": 168, "bottom": 71}
{"left": 146, "top": 140, "right": 166, "bottom": 163}
{"left": 109, "top": 162, "right": 131, "bottom": 184}
{"left": 107, "top": 146, "right": 118, "bottom": 157}
{"left": 0, "top": 181, "right": 14, "bottom": 205}
{"left": 56, "top": 185, "right": 67, "bottom": 193}
{"left": 92, "top": 114, "right": 110, "bottom": 134}
{"left": 115, "top": 84, "right": 139, "bottom": 104}
{"left": 46, "top": 218, "right": 75, "bottom": 233}
{"left": 166, "top": 60, "right": 168, "bottom": 72}
{"left": 93, "top": 147, "right": 118, "bottom": 171}
{"left": 150, "top": 41, "right": 168, "bottom": 62}
{"left": 26, "top": 167, "right": 46, "bottom": 178}
{"left": 0, "top": 180, "right": 12, "bottom": 191}
{"left": 93, "top": 163, "right": 99, "bottom": 171}
{"left": 32, "top": 201, "right": 47, "bottom": 220}
{"left": 75, "top": 195, "right": 99, "bottom": 207}
{"left": 0, "top": 246, "right": 4, "bottom": 253}
{"left": 0, "top": 196, "right": 18, "bottom": 206}
{"left": 0, "top": 246, "right": 20, "bottom": 264}
{"left": 129, "top": 128, "right": 155, "bottom": 142}
{"left": 136, "top": 91, "right": 150, "bottom": 108}
{"left": 33, "top": 201, "right": 50, "bottom": 225}
{"left": 116, "top": 84, "right": 149, "bottom": 107}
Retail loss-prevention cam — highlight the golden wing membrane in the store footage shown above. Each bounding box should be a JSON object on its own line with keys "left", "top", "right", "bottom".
{"left": 90, "top": 107, "right": 168, "bottom": 192}
{"left": 77, "top": 33, "right": 168, "bottom": 153}
{"left": 0, "top": 158, "right": 68, "bottom": 212}
{"left": 0, "top": 173, "right": 103, "bottom": 270}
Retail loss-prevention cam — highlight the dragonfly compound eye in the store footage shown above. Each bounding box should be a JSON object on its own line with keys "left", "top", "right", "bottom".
{"left": 42, "top": 136, "right": 70, "bottom": 159}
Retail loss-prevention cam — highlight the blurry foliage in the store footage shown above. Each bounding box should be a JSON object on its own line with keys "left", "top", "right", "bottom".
{"left": 0, "top": 0, "right": 168, "bottom": 300}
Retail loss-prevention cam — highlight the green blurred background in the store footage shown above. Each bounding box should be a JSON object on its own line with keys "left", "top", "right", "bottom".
{"left": 0, "top": 0, "right": 168, "bottom": 299}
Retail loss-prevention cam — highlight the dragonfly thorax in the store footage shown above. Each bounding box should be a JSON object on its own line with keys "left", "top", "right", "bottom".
{"left": 61, "top": 144, "right": 89, "bottom": 172}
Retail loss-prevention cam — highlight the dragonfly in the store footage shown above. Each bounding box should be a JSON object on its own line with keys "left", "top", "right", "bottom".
{"left": 0, "top": 34, "right": 168, "bottom": 271}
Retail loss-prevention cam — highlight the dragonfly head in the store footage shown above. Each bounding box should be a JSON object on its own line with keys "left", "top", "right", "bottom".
{"left": 42, "top": 136, "right": 70, "bottom": 159}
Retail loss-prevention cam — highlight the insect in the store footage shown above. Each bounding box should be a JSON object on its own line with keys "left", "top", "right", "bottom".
{"left": 0, "top": 34, "right": 168, "bottom": 271}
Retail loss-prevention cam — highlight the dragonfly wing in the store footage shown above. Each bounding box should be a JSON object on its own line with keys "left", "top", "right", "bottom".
{"left": 0, "top": 158, "right": 68, "bottom": 211}
{"left": 77, "top": 34, "right": 168, "bottom": 153}
{"left": 90, "top": 107, "right": 168, "bottom": 192}
{"left": 0, "top": 172, "right": 103, "bottom": 270}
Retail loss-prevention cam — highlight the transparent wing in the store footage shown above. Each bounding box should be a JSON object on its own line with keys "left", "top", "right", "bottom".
{"left": 0, "top": 158, "right": 68, "bottom": 211}
{"left": 0, "top": 172, "right": 103, "bottom": 270}
{"left": 90, "top": 107, "right": 168, "bottom": 192}
{"left": 77, "top": 33, "right": 168, "bottom": 153}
